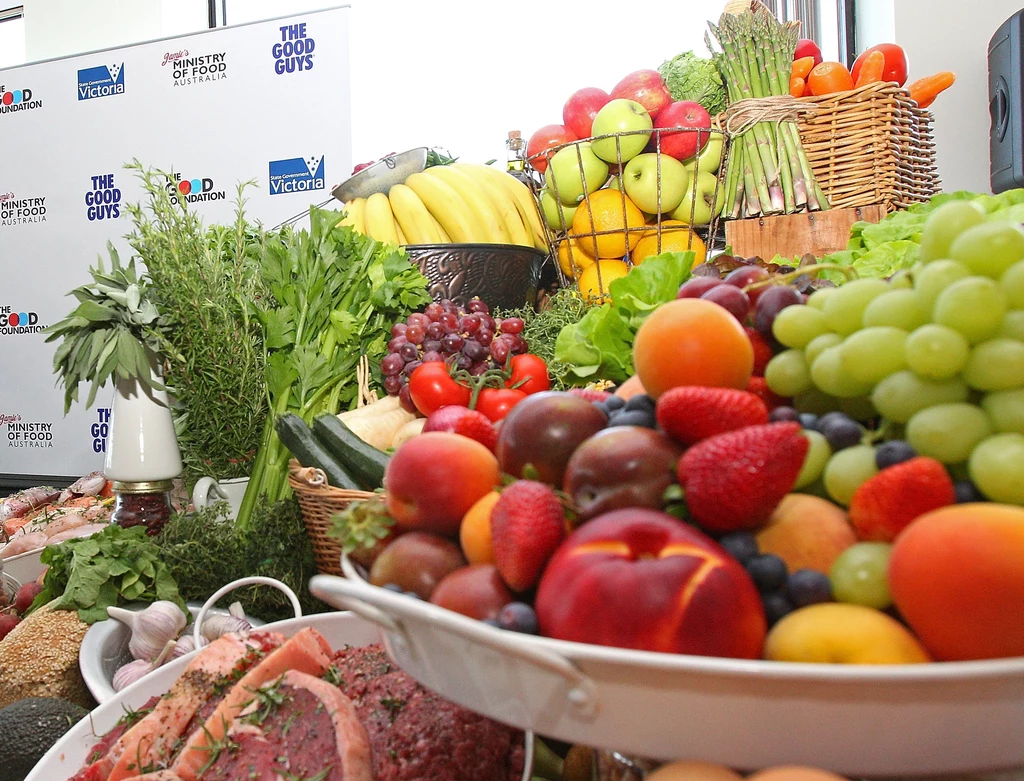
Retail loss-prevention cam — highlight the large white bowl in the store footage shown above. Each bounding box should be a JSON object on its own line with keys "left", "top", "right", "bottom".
{"left": 309, "top": 571, "right": 1024, "bottom": 777}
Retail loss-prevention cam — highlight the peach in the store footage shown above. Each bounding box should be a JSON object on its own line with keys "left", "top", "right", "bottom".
{"left": 368, "top": 531, "right": 467, "bottom": 600}
{"left": 889, "top": 502, "right": 1024, "bottom": 661}
{"left": 763, "top": 603, "right": 931, "bottom": 664}
{"left": 384, "top": 431, "right": 500, "bottom": 536}
{"left": 535, "top": 508, "right": 766, "bottom": 659}
{"left": 645, "top": 761, "right": 743, "bottom": 781}
{"left": 429, "top": 564, "right": 514, "bottom": 621}
{"left": 747, "top": 767, "right": 849, "bottom": 781}
{"left": 755, "top": 494, "right": 857, "bottom": 575}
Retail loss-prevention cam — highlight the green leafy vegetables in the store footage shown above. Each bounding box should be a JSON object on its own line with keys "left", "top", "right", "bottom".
{"left": 658, "top": 50, "right": 728, "bottom": 116}
{"left": 32, "top": 524, "right": 187, "bottom": 624}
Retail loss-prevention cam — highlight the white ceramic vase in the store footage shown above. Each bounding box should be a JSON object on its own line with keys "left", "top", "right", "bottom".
{"left": 103, "top": 370, "right": 182, "bottom": 483}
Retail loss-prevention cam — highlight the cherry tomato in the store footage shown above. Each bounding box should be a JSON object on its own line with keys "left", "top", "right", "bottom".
{"left": 506, "top": 354, "right": 551, "bottom": 396}
{"left": 408, "top": 362, "right": 470, "bottom": 416}
{"left": 807, "top": 61, "right": 854, "bottom": 96}
{"left": 475, "top": 388, "right": 527, "bottom": 422}
{"left": 851, "top": 43, "right": 908, "bottom": 87}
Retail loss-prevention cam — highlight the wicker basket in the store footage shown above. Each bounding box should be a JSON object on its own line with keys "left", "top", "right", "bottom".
{"left": 797, "top": 81, "right": 940, "bottom": 212}
{"left": 288, "top": 459, "right": 376, "bottom": 577}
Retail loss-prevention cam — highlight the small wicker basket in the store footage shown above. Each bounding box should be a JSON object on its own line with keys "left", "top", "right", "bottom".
{"left": 288, "top": 459, "right": 375, "bottom": 577}
{"left": 797, "top": 80, "right": 940, "bottom": 212}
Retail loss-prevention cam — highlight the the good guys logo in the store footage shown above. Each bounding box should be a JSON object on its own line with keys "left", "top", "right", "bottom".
{"left": 0, "top": 84, "right": 42, "bottom": 115}
{"left": 166, "top": 172, "right": 226, "bottom": 204}
{"left": 0, "top": 305, "right": 44, "bottom": 335}
{"left": 85, "top": 173, "right": 121, "bottom": 221}
{"left": 78, "top": 63, "right": 125, "bottom": 101}
{"left": 269, "top": 155, "right": 325, "bottom": 195}
{"left": 273, "top": 23, "right": 316, "bottom": 74}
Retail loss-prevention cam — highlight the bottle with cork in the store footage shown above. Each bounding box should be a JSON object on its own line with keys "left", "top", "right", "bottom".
{"left": 505, "top": 130, "right": 535, "bottom": 186}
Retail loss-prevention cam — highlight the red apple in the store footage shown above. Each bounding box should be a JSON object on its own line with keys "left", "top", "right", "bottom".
{"left": 610, "top": 69, "right": 673, "bottom": 121}
{"left": 654, "top": 100, "right": 713, "bottom": 161}
{"left": 526, "top": 123, "right": 578, "bottom": 174}
{"left": 563, "top": 87, "right": 612, "bottom": 140}
{"left": 795, "top": 38, "right": 823, "bottom": 66}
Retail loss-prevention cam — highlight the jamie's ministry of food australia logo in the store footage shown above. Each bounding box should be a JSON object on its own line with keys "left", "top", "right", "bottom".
{"left": 78, "top": 63, "right": 125, "bottom": 101}
{"left": 0, "top": 191, "right": 47, "bottom": 227}
{"left": 166, "top": 172, "right": 226, "bottom": 204}
{"left": 0, "top": 304, "right": 45, "bottom": 336}
{"left": 85, "top": 173, "right": 121, "bottom": 221}
{"left": 163, "top": 48, "right": 227, "bottom": 86}
{"left": 269, "top": 155, "right": 325, "bottom": 196}
{"left": 273, "top": 23, "right": 316, "bottom": 74}
{"left": 0, "top": 84, "right": 42, "bottom": 115}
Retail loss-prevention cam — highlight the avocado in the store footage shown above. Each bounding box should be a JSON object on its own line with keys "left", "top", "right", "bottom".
{"left": 0, "top": 697, "right": 89, "bottom": 781}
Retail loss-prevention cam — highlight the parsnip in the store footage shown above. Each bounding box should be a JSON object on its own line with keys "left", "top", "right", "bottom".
{"left": 390, "top": 418, "right": 426, "bottom": 449}
{"left": 338, "top": 395, "right": 418, "bottom": 451}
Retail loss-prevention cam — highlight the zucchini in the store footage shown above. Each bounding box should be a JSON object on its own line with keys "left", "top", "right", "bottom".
{"left": 312, "top": 414, "right": 391, "bottom": 489}
{"left": 275, "top": 413, "right": 361, "bottom": 490}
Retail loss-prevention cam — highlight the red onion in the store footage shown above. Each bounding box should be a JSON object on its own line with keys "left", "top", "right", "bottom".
{"left": 422, "top": 405, "right": 473, "bottom": 433}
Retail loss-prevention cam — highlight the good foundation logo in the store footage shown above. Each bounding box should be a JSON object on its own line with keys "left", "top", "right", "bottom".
{"left": 166, "top": 172, "right": 226, "bottom": 204}
{"left": 78, "top": 63, "right": 125, "bottom": 101}
{"left": 85, "top": 173, "right": 121, "bottom": 221}
{"left": 0, "top": 191, "right": 47, "bottom": 227}
{"left": 163, "top": 48, "right": 227, "bottom": 86}
{"left": 0, "top": 84, "right": 42, "bottom": 115}
{"left": 273, "top": 22, "right": 316, "bottom": 74}
{"left": 5, "top": 420, "right": 54, "bottom": 449}
{"left": 269, "top": 155, "right": 325, "bottom": 196}
{"left": 0, "top": 304, "right": 46, "bottom": 336}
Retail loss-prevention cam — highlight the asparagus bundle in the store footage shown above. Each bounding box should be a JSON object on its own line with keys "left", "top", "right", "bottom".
{"left": 707, "top": 4, "right": 828, "bottom": 218}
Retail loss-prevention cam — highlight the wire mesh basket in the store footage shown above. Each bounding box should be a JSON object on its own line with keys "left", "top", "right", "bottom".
{"left": 526, "top": 127, "right": 732, "bottom": 301}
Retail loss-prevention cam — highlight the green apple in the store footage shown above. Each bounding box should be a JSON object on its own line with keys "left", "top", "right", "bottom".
{"left": 668, "top": 170, "right": 725, "bottom": 226}
{"left": 539, "top": 187, "right": 578, "bottom": 231}
{"left": 607, "top": 175, "right": 621, "bottom": 191}
{"left": 590, "top": 99, "right": 653, "bottom": 164}
{"left": 544, "top": 141, "right": 610, "bottom": 205}
{"left": 683, "top": 131, "right": 725, "bottom": 175}
{"left": 622, "top": 153, "right": 688, "bottom": 214}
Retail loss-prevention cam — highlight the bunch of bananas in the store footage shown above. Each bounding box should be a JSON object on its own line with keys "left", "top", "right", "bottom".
{"left": 339, "top": 163, "right": 547, "bottom": 251}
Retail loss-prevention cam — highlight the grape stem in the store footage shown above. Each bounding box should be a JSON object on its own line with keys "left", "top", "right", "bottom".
{"left": 741, "top": 263, "right": 859, "bottom": 294}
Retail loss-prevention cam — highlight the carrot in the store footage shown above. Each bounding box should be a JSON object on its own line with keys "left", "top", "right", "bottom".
{"left": 791, "top": 56, "right": 816, "bottom": 81}
{"left": 854, "top": 50, "right": 885, "bottom": 88}
{"left": 908, "top": 71, "right": 956, "bottom": 109}
{"left": 789, "top": 75, "right": 806, "bottom": 98}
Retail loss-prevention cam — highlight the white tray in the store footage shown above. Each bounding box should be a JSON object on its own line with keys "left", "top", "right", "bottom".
{"left": 309, "top": 571, "right": 1024, "bottom": 777}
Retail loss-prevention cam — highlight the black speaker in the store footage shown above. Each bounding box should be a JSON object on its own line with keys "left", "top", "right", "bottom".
{"left": 990, "top": 9, "right": 1024, "bottom": 193}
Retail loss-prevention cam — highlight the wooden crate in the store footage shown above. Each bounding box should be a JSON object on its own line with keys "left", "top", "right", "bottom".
{"left": 724, "top": 204, "right": 886, "bottom": 260}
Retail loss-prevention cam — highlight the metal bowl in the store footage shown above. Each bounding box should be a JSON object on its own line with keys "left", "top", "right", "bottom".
{"left": 405, "top": 243, "right": 547, "bottom": 311}
{"left": 331, "top": 148, "right": 429, "bottom": 203}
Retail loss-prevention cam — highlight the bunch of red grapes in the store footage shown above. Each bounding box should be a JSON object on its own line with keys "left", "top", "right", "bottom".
{"left": 381, "top": 298, "right": 529, "bottom": 412}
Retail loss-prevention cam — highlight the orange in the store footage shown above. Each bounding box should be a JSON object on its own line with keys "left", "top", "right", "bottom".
{"left": 577, "top": 259, "right": 630, "bottom": 304}
{"left": 459, "top": 490, "right": 500, "bottom": 565}
{"left": 571, "top": 188, "right": 645, "bottom": 259}
{"left": 633, "top": 298, "right": 754, "bottom": 398}
{"left": 630, "top": 220, "right": 707, "bottom": 266}
{"left": 555, "top": 238, "right": 598, "bottom": 280}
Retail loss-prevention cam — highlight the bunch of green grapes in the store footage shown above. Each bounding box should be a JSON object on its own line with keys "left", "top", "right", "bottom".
{"left": 764, "top": 200, "right": 1024, "bottom": 507}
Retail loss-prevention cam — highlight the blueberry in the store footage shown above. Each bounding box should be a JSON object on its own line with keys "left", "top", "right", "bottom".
{"left": 819, "top": 415, "right": 863, "bottom": 451}
{"left": 875, "top": 440, "right": 916, "bottom": 469}
{"left": 496, "top": 602, "right": 538, "bottom": 634}
{"left": 592, "top": 400, "right": 611, "bottom": 418}
{"left": 604, "top": 395, "right": 626, "bottom": 411}
{"left": 623, "top": 393, "right": 656, "bottom": 413}
{"left": 768, "top": 406, "right": 801, "bottom": 423}
{"left": 607, "top": 409, "right": 657, "bottom": 428}
{"left": 382, "top": 583, "right": 404, "bottom": 593}
{"left": 785, "top": 569, "right": 833, "bottom": 607}
{"left": 761, "top": 591, "right": 794, "bottom": 627}
{"left": 746, "top": 553, "right": 788, "bottom": 593}
{"left": 954, "top": 480, "right": 985, "bottom": 503}
{"left": 718, "top": 531, "right": 760, "bottom": 565}
{"left": 798, "top": 413, "right": 820, "bottom": 431}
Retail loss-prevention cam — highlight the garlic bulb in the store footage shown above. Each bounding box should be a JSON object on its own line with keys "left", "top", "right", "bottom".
{"left": 173, "top": 632, "right": 199, "bottom": 658}
{"left": 112, "top": 639, "right": 176, "bottom": 692}
{"left": 200, "top": 613, "right": 251, "bottom": 642}
{"left": 108, "top": 601, "right": 188, "bottom": 661}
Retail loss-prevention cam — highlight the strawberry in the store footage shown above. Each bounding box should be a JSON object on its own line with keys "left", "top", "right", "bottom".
{"left": 568, "top": 387, "right": 612, "bottom": 403}
{"left": 656, "top": 386, "right": 769, "bottom": 446}
{"left": 490, "top": 480, "right": 566, "bottom": 592}
{"left": 745, "top": 326, "right": 775, "bottom": 377}
{"left": 745, "top": 376, "right": 791, "bottom": 411}
{"left": 453, "top": 409, "right": 498, "bottom": 452}
{"left": 849, "top": 456, "right": 956, "bottom": 542}
{"left": 677, "top": 422, "right": 808, "bottom": 533}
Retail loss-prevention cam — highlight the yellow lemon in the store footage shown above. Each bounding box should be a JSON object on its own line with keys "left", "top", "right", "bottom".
{"left": 577, "top": 259, "right": 630, "bottom": 304}
{"left": 556, "top": 238, "right": 598, "bottom": 280}
{"left": 571, "top": 189, "right": 646, "bottom": 259}
{"left": 630, "top": 220, "right": 707, "bottom": 266}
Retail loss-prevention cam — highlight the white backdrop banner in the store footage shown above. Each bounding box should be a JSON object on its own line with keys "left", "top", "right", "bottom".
{"left": 0, "top": 6, "right": 352, "bottom": 483}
